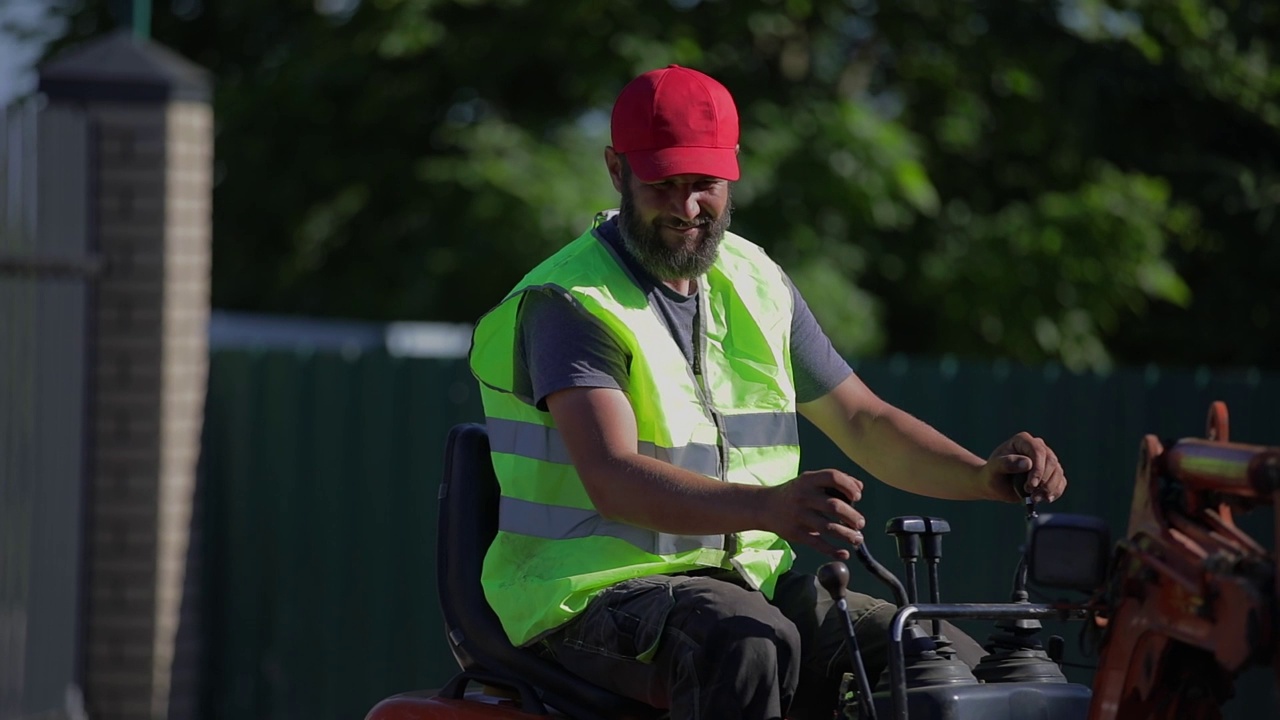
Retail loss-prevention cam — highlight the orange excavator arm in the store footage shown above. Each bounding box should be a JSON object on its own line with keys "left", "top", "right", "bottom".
{"left": 1088, "top": 402, "right": 1280, "bottom": 720}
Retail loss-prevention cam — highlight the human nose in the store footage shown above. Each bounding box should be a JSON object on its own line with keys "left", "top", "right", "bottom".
{"left": 667, "top": 186, "right": 700, "bottom": 221}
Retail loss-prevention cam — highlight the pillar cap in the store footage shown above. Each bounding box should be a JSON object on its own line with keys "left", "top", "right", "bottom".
{"left": 38, "top": 30, "right": 210, "bottom": 103}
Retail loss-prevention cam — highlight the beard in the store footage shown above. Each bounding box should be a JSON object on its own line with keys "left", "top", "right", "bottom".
{"left": 616, "top": 182, "right": 732, "bottom": 282}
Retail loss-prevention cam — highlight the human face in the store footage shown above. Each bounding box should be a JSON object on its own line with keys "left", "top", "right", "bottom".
{"left": 614, "top": 159, "right": 733, "bottom": 282}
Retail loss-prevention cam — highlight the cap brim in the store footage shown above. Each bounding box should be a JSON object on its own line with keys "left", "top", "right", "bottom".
{"left": 626, "top": 146, "right": 740, "bottom": 183}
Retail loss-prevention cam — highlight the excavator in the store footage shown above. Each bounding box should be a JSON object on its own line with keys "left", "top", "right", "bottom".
{"left": 365, "top": 401, "right": 1278, "bottom": 719}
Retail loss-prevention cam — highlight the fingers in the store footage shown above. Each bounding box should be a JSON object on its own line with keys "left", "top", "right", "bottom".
{"left": 830, "top": 498, "right": 865, "bottom": 530}
{"left": 1038, "top": 453, "right": 1067, "bottom": 502}
{"left": 774, "top": 469, "right": 867, "bottom": 556}
{"left": 821, "top": 471, "right": 864, "bottom": 503}
{"left": 806, "top": 508, "right": 865, "bottom": 546}
{"left": 998, "top": 462, "right": 1031, "bottom": 500}
{"left": 793, "top": 513, "right": 863, "bottom": 559}
{"left": 999, "top": 454, "right": 1033, "bottom": 474}
{"left": 1007, "top": 432, "right": 1048, "bottom": 488}
{"left": 816, "top": 500, "right": 865, "bottom": 536}
{"left": 1000, "top": 432, "right": 1067, "bottom": 503}
{"left": 773, "top": 513, "right": 861, "bottom": 559}
{"left": 813, "top": 472, "right": 865, "bottom": 530}
{"left": 795, "top": 533, "right": 851, "bottom": 561}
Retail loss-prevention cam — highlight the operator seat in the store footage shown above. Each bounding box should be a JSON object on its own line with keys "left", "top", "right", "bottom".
{"left": 437, "top": 422, "right": 665, "bottom": 720}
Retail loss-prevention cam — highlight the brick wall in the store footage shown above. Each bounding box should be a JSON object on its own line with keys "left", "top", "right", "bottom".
{"left": 153, "top": 101, "right": 211, "bottom": 720}
{"left": 82, "top": 100, "right": 211, "bottom": 720}
{"left": 88, "top": 101, "right": 170, "bottom": 720}
{"left": 40, "top": 33, "right": 212, "bottom": 720}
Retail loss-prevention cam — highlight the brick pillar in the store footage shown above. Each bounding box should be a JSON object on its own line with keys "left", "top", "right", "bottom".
{"left": 38, "top": 31, "right": 212, "bottom": 720}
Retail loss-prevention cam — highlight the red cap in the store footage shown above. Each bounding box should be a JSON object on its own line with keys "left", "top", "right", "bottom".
{"left": 611, "top": 65, "right": 740, "bottom": 182}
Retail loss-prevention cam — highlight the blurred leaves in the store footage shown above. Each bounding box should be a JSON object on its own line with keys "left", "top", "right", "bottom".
{"left": 29, "top": 0, "right": 1280, "bottom": 369}
{"left": 921, "top": 165, "right": 1198, "bottom": 371}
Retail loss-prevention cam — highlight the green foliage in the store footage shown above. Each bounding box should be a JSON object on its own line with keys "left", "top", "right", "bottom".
{"left": 30, "top": 0, "right": 1280, "bottom": 369}
{"left": 921, "top": 165, "right": 1196, "bottom": 370}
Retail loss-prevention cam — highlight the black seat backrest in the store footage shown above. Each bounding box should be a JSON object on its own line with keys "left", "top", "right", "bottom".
{"left": 436, "top": 423, "right": 664, "bottom": 720}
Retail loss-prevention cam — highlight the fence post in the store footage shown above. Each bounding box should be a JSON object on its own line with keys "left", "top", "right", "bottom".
{"left": 38, "top": 29, "right": 212, "bottom": 720}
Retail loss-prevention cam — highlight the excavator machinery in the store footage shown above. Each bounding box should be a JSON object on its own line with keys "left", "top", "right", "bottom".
{"left": 365, "top": 401, "right": 1278, "bottom": 719}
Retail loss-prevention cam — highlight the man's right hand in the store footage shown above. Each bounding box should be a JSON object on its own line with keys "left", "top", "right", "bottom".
{"left": 761, "top": 469, "right": 866, "bottom": 560}
{"left": 548, "top": 387, "right": 870, "bottom": 554}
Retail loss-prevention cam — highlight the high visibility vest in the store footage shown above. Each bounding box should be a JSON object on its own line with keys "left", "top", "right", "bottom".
{"left": 469, "top": 218, "right": 801, "bottom": 648}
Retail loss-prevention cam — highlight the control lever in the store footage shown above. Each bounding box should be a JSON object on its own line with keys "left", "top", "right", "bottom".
{"left": 853, "top": 543, "right": 909, "bottom": 608}
{"left": 971, "top": 470, "right": 1068, "bottom": 684}
{"left": 1008, "top": 471, "right": 1034, "bottom": 596}
{"left": 818, "top": 562, "right": 878, "bottom": 720}
{"left": 884, "top": 516, "right": 925, "bottom": 604}
{"left": 921, "top": 517, "right": 950, "bottom": 636}
{"left": 892, "top": 516, "right": 957, "bottom": 652}
{"left": 832, "top": 499, "right": 973, "bottom": 695}
{"left": 823, "top": 488, "right": 909, "bottom": 608}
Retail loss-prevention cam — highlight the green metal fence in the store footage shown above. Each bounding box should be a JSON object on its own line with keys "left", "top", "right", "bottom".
{"left": 200, "top": 350, "right": 1278, "bottom": 719}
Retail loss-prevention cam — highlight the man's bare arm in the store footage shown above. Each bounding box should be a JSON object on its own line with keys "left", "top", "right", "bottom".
{"left": 798, "top": 374, "right": 1066, "bottom": 503}
{"left": 546, "top": 386, "right": 867, "bottom": 557}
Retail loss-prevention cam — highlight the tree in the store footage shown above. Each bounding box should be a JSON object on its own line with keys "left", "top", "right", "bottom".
{"left": 28, "top": 0, "right": 1280, "bottom": 370}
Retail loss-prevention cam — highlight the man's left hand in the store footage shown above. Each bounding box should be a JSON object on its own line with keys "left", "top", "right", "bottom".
{"left": 982, "top": 432, "right": 1067, "bottom": 504}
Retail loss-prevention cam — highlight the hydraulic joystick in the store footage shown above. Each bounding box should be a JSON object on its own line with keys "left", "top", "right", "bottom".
{"left": 885, "top": 516, "right": 960, "bottom": 659}
{"left": 859, "top": 524, "right": 976, "bottom": 693}
{"left": 972, "top": 473, "right": 1069, "bottom": 684}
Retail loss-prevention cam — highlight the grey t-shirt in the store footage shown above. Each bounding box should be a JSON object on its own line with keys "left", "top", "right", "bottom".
{"left": 516, "top": 217, "right": 853, "bottom": 409}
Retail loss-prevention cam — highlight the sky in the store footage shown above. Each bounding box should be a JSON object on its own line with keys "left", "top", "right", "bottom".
{"left": 0, "top": 1, "right": 63, "bottom": 106}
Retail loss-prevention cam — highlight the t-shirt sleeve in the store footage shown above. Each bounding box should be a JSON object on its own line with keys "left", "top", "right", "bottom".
{"left": 786, "top": 273, "right": 855, "bottom": 403}
{"left": 516, "top": 287, "right": 631, "bottom": 410}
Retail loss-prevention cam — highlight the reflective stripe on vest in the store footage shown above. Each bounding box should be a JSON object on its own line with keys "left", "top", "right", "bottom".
{"left": 498, "top": 496, "right": 724, "bottom": 555}
{"left": 723, "top": 412, "right": 799, "bottom": 447}
{"left": 488, "top": 414, "right": 797, "bottom": 476}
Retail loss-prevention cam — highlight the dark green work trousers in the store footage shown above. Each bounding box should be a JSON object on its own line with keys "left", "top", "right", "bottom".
{"left": 543, "top": 569, "right": 986, "bottom": 720}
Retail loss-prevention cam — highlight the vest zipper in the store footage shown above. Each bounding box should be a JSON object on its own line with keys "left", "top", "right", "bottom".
{"left": 691, "top": 280, "right": 737, "bottom": 560}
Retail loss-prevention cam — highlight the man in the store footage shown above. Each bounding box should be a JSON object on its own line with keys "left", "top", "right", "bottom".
{"left": 468, "top": 65, "right": 1067, "bottom": 720}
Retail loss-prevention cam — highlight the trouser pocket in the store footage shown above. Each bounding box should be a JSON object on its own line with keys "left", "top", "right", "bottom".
{"left": 561, "top": 577, "right": 677, "bottom": 663}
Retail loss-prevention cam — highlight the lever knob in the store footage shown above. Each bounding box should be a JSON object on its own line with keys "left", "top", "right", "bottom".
{"left": 817, "top": 561, "right": 850, "bottom": 602}
{"left": 922, "top": 517, "right": 951, "bottom": 560}
{"left": 885, "top": 516, "right": 926, "bottom": 560}
{"left": 923, "top": 517, "right": 950, "bottom": 535}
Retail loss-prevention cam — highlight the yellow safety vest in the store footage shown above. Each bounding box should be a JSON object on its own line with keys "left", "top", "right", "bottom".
{"left": 469, "top": 217, "right": 801, "bottom": 648}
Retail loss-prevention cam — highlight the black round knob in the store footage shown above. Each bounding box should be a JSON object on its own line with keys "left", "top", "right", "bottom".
{"left": 817, "top": 561, "right": 850, "bottom": 601}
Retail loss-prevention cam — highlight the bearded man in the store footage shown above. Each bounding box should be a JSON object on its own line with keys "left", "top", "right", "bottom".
{"left": 468, "top": 64, "right": 1068, "bottom": 720}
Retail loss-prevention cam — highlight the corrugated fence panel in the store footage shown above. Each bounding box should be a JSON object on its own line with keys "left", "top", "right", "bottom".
{"left": 202, "top": 350, "right": 484, "bottom": 720}
{"left": 201, "top": 350, "right": 1278, "bottom": 719}
{"left": 1, "top": 96, "right": 92, "bottom": 719}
